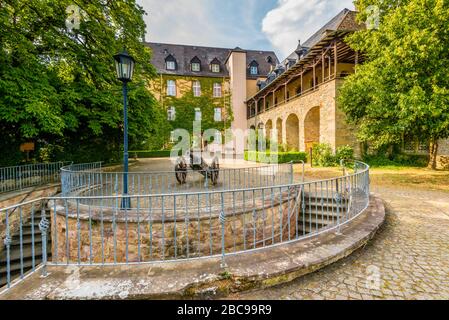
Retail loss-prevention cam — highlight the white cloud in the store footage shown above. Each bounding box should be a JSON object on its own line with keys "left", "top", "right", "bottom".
{"left": 137, "top": 0, "right": 251, "bottom": 48}
{"left": 138, "top": 0, "right": 220, "bottom": 46}
{"left": 262, "top": 0, "right": 355, "bottom": 59}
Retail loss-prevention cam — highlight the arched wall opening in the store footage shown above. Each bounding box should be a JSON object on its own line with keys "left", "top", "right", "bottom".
{"left": 265, "top": 120, "right": 273, "bottom": 141}
{"left": 304, "top": 106, "right": 320, "bottom": 152}
{"left": 276, "top": 118, "right": 283, "bottom": 145}
{"left": 286, "top": 114, "right": 300, "bottom": 151}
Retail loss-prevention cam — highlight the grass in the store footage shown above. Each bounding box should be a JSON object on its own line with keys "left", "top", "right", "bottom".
{"left": 296, "top": 164, "right": 449, "bottom": 192}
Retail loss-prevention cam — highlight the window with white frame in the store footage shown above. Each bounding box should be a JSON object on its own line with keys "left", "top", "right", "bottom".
{"left": 194, "top": 108, "right": 202, "bottom": 121}
{"left": 166, "top": 61, "right": 176, "bottom": 70}
{"left": 167, "top": 106, "right": 176, "bottom": 121}
{"left": 191, "top": 62, "right": 200, "bottom": 72}
{"left": 211, "top": 64, "right": 220, "bottom": 73}
{"left": 213, "top": 83, "right": 222, "bottom": 97}
{"left": 193, "top": 81, "right": 201, "bottom": 97}
{"left": 214, "top": 108, "right": 222, "bottom": 122}
{"left": 250, "top": 65, "right": 258, "bottom": 75}
{"left": 167, "top": 80, "right": 176, "bottom": 96}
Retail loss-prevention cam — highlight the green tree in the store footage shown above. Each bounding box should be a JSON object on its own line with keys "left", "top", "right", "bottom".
{"left": 338, "top": 0, "right": 449, "bottom": 169}
{"left": 0, "top": 0, "right": 167, "bottom": 165}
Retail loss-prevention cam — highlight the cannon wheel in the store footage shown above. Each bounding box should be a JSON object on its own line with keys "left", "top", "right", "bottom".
{"left": 210, "top": 157, "right": 220, "bottom": 185}
{"left": 175, "top": 157, "right": 188, "bottom": 184}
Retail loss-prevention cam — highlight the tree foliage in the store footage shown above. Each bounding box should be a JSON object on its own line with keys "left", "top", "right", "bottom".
{"left": 338, "top": 0, "right": 449, "bottom": 168}
{"left": 0, "top": 0, "right": 167, "bottom": 165}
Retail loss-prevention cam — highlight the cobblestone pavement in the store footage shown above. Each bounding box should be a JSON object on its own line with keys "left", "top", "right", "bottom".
{"left": 228, "top": 185, "right": 449, "bottom": 300}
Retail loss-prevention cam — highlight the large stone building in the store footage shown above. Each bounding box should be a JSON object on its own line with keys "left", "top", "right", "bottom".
{"left": 146, "top": 8, "right": 449, "bottom": 168}
{"left": 145, "top": 42, "right": 279, "bottom": 133}
{"left": 246, "top": 8, "right": 363, "bottom": 154}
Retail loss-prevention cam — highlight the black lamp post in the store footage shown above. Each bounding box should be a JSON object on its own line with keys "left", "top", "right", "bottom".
{"left": 114, "top": 49, "right": 135, "bottom": 209}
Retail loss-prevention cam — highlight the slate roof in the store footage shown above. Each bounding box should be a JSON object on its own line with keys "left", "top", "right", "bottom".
{"left": 145, "top": 42, "right": 279, "bottom": 79}
{"left": 257, "top": 9, "right": 360, "bottom": 91}
{"left": 281, "top": 8, "right": 356, "bottom": 66}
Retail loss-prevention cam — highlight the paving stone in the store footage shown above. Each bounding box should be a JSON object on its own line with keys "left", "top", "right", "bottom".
{"left": 233, "top": 187, "right": 449, "bottom": 300}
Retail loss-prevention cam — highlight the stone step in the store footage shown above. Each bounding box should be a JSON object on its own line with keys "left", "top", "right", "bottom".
{"left": 10, "top": 228, "right": 44, "bottom": 238}
{"left": 299, "top": 215, "right": 333, "bottom": 226}
{"left": 0, "top": 246, "right": 45, "bottom": 265}
{"left": 10, "top": 235, "right": 45, "bottom": 247}
{"left": 303, "top": 193, "right": 349, "bottom": 203}
{"left": 302, "top": 208, "right": 347, "bottom": 218}
{"left": 303, "top": 199, "right": 349, "bottom": 209}
{"left": 0, "top": 256, "right": 44, "bottom": 275}
{"left": 299, "top": 223, "right": 334, "bottom": 234}
{"left": 0, "top": 256, "right": 52, "bottom": 287}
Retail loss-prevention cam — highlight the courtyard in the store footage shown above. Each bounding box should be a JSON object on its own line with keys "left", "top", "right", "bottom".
{"left": 226, "top": 165, "right": 449, "bottom": 300}
{"left": 1, "top": 0, "right": 449, "bottom": 305}
{"left": 126, "top": 160, "right": 449, "bottom": 300}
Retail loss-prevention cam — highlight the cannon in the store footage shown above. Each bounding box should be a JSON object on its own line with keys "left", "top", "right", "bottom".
{"left": 175, "top": 150, "right": 220, "bottom": 185}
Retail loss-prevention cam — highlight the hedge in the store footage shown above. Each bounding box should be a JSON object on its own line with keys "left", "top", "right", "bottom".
{"left": 129, "top": 150, "right": 172, "bottom": 158}
{"left": 363, "top": 153, "right": 428, "bottom": 167}
{"left": 244, "top": 151, "right": 308, "bottom": 164}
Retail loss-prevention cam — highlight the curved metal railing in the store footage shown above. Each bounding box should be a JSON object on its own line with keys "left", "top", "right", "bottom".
{"left": 1, "top": 160, "right": 369, "bottom": 293}
{"left": 60, "top": 162, "right": 296, "bottom": 199}
{"left": 0, "top": 161, "right": 70, "bottom": 194}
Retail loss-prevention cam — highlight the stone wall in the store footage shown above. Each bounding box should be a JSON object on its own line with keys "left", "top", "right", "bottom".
{"left": 0, "top": 184, "right": 60, "bottom": 239}
{"left": 248, "top": 79, "right": 359, "bottom": 154}
{"left": 335, "top": 79, "right": 361, "bottom": 156}
{"left": 50, "top": 191, "right": 299, "bottom": 264}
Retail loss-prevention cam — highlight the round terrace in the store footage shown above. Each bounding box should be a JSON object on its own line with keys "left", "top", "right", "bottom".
{"left": 0, "top": 159, "right": 382, "bottom": 298}
{"left": 49, "top": 161, "right": 370, "bottom": 265}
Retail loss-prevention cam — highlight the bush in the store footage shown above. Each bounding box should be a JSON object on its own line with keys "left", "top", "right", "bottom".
{"left": 244, "top": 151, "right": 307, "bottom": 164}
{"left": 312, "top": 143, "right": 335, "bottom": 167}
{"left": 335, "top": 145, "right": 355, "bottom": 163}
{"left": 363, "top": 153, "right": 427, "bottom": 167}
{"left": 38, "top": 144, "right": 64, "bottom": 163}
{"left": 312, "top": 143, "right": 355, "bottom": 167}
{"left": 129, "top": 150, "right": 172, "bottom": 158}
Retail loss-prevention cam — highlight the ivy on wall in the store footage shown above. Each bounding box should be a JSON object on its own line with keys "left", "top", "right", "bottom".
{"left": 152, "top": 75, "right": 234, "bottom": 136}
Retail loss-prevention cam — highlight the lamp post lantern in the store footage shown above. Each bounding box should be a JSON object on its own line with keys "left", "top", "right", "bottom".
{"left": 114, "top": 49, "right": 135, "bottom": 209}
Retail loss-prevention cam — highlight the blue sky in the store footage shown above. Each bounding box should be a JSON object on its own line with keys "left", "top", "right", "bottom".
{"left": 137, "top": 0, "right": 355, "bottom": 60}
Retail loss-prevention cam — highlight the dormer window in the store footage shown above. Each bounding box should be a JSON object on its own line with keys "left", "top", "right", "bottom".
{"left": 211, "top": 64, "right": 220, "bottom": 73}
{"left": 166, "top": 61, "right": 175, "bottom": 70}
{"left": 249, "top": 60, "right": 259, "bottom": 76}
{"left": 210, "top": 58, "right": 221, "bottom": 73}
{"left": 165, "top": 54, "right": 177, "bottom": 71}
{"left": 191, "top": 63, "right": 200, "bottom": 72}
{"left": 190, "top": 56, "right": 201, "bottom": 72}
{"left": 266, "top": 56, "right": 273, "bottom": 64}
{"left": 250, "top": 66, "right": 258, "bottom": 75}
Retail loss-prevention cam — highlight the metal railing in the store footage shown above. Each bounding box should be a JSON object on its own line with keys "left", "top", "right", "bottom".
{"left": 0, "top": 160, "right": 369, "bottom": 293}
{"left": 60, "top": 162, "right": 295, "bottom": 199}
{"left": 0, "top": 162, "right": 69, "bottom": 194}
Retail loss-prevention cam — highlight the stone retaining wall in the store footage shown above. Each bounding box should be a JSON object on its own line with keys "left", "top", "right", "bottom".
{"left": 50, "top": 191, "right": 300, "bottom": 264}
{"left": 0, "top": 184, "right": 60, "bottom": 242}
{"left": 0, "top": 195, "right": 385, "bottom": 300}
